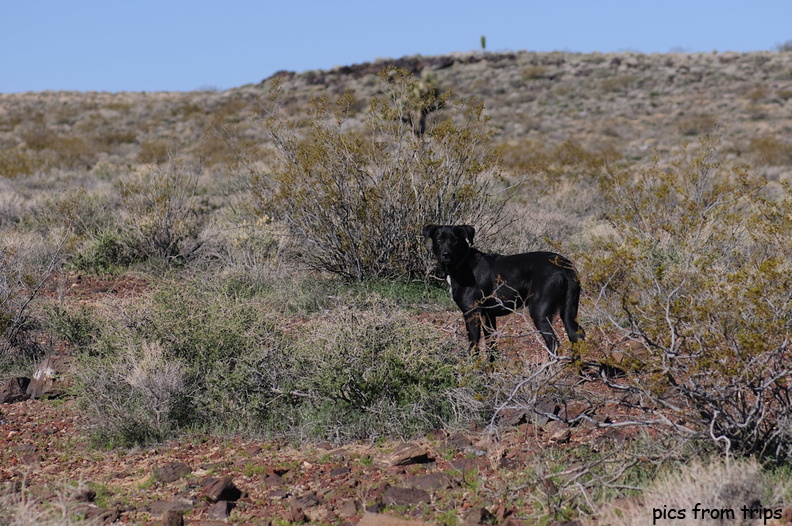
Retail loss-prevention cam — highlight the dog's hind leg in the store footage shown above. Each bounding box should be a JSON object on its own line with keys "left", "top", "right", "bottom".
{"left": 561, "top": 274, "right": 586, "bottom": 343}
{"left": 530, "top": 303, "right": 560, "bottom": 353}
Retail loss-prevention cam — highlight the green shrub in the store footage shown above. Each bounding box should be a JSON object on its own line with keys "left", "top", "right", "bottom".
{"left": 1, "top": 232, "right": 64, "bottom": 358}
{"left": 44, "top": 303, "right": 101, "bottom": 349}
{"left": 748, "top": 135, "right": 792, "bottom": 165}
{"left": 79, "top": 341, "right": 188, "bottom": 446}
{"left": 70, "top": 230, "right": 135, "bottom": 275}
{"left": 285, "top": 306, "right": 480, "bottom": 441}
{"left": 117, "top": 155, "right": 206, "bottom": 264}
{"left": 79, "top": 281, "right": 288, "bottom": 444}
{"left": 582, "top": 137, "right": 792, "bottom": 461}
{"left": 0, "top": 148, "right": 40, "bottom": 178}
{"left": 78, "top": 278, "right": 482, "bottom": 445}
{"left": 255, "top": 67, "right": 507, "bottom": 281}
{"left": 25, "top": 186, "right": 117, "bottom": 238}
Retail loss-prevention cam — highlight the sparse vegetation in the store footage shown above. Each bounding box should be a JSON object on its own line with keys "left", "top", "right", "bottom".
{"left": 582, "top": 138, "right": 792, "bottom": 461}
{"left": 1, "top": 51, "right": 792, "bottom": 524}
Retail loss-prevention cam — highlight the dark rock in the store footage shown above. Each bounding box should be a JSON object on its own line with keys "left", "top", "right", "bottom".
{"left": 149, "top": 499, "right": 194, "bottom": 515}
{"left": 263, "top": 473, "right": 283, "bottom": 487}
{"left": 445, "top": 432, "right": 473, "bottom": 451}
{"left": 26, "top": 355, "right": 75, "bottom": 399}
{"left": 559, "top": 400, "right": 590, "bottom": 422}
{"left": 463, "top": 507, "right": 495, "bottom": 525}
{"left": 73, "top": 488, "right": 96, "bottom": 502}
{"left": 498, "top": 408, "right": 527, "bottom": 426}
{"left": 381, "top": 486, "right": 430, "bottom": 507}
{"left": 208, "top": 500, "right": 234, "bottom": 520}
{"left": 376, "top": 442, "right": 432, "bottom": 467}
{"left": 330, "top": 466, "right": 351, "bottom": 477}
{"left": 291, "top": 491, "right": 320, "bottom": 510}
{"left": 365, "top": 502, "right": 385, "bottom": 514}
{"left": 532, "top": 396, "right": 560, "bottom": 426}
{"left": 0, "top": 377, "right": 30, "bottom": 404}
{"left": 201, "top": 477, "right": 243, "bottom": 502}
{"left": 406, "top": 472, "right": 455, "bottom": 491}
{"left": 153, "top": 461, "right": 191, "bottom": 483}
{"left": 162, "top": 509, "right": 184, "bottom": 526}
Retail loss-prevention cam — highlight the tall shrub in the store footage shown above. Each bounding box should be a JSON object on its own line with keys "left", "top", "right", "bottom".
{"left": 583, "top": 137, "right": 792, "bottom": 461}
{"left": 254, "top": 67, "right": 506, "bottom": 281}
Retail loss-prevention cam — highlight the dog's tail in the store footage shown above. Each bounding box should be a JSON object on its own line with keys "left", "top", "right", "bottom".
{"left": 562, "top": 266, "right": 586, "bottom": 343}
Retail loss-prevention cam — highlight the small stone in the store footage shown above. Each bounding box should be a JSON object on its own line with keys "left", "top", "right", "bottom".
{"left": 0, "top": 377, "right": 30, "bottom": 404}
{"left": 201, "top": 477, "right": 242, "bottom": 502}
{"left": 330, "top": 466, "right": 351, "bottom": 477}
{"left": 162, "top": 509, "right": 184, "bottom": 526}
{"left": 376, "top": 442, "right": 432, "bottom": 467}
{"left": 381, "top": 486, "right": 430, "bottom": 507}
{"left": 208, "top": 500, "right": 233, "bottom": 520}
{"left": 153, "top": 461, "right": 191, "bottom": 483}
{"left": 406, "top": 472, "right": 455, "bottom": 491}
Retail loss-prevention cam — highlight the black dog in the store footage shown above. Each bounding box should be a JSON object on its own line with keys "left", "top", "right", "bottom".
{"left": 423, "top": 224, "right": 585, "bottom": 356}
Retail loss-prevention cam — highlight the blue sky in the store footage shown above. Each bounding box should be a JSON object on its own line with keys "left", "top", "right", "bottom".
{"left": 2, "top": 1, "right": 791, "bottom": 93}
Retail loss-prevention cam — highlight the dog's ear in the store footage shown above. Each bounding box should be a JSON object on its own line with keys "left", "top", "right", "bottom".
{"left": 422, "top": 224, "right": 438, "bottom": 241}
{"left": 460, "top": 225, "right": 475, "bottom": 245}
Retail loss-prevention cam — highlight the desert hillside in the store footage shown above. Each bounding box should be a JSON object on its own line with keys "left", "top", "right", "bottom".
{"left": 1, "top": 51, "right": 792, "bottom": 525}
{"left": 2, "top": 50, "right": 792, "bottom": 174}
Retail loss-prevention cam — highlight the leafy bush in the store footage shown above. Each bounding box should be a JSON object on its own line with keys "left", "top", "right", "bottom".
{"left": 255, "top": 67, "right": 507, "bottom": 281}
{"left": 78, "top": 279, "right": 481, "bottom": 445}
{"left": 1, "top": 232, "right": 64, "bottom": 358}
{"left": 582, "top": 137, "right": 792, "bottom": 461}
{"left": 79, "top": 340, "right": 188, "bottom": 446}
{"left": 44, "top": 303, "right": 101, "bottom": 350}
{"left": 748, "top": 135, "right": 792, "bottom": 166}
{"left": 0, "top": 148, "right": 40, "bottom": 179}
{"left": 284, "top": 306, "right": 481, "bottom": 441}
{"left": 117, "top": 155, "right": 206, "bottom": 264}
{"left": 79, "top": 281, "right": 288, "bottom": 444}
{"left": 70, "top": 229, "right": 136, "bottom": 275}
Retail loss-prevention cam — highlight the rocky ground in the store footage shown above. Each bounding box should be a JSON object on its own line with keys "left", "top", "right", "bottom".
{"left": 0, "top": 386, "right": 639, "bottom": 525}
{"left": 0, "top": 273, "right": 646, "bottom": 525}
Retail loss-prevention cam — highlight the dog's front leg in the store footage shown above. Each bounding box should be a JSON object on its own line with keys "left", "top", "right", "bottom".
{"left": 464, "top": 311, "right": 484, "bottom": 355}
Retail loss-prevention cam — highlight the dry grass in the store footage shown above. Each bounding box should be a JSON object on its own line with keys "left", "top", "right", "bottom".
{"left": 595, "top": 457, "right": 789, "bottom": 526}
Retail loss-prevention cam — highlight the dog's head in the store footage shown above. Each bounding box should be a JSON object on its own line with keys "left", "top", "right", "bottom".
{"left": 422, "top": 224, "right": 475, "bottom": 271}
